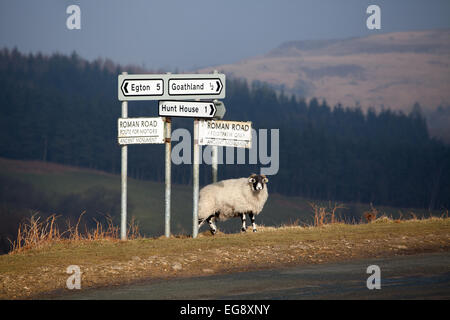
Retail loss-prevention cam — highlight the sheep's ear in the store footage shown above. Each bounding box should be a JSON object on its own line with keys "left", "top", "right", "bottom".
{"left": 263, "top": 176, "right": 269, "bottom": 183}
{"left": 248, "top": 175, "right": 256, "bottom": 183}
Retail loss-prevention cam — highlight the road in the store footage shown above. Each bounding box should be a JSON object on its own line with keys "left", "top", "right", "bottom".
{"left": 53, "top": 252, "right": 450, "bottom": 299}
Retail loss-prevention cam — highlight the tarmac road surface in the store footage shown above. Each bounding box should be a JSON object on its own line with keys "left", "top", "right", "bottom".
{"left": 53, "top": 251, "right": 450, "bottom": 300}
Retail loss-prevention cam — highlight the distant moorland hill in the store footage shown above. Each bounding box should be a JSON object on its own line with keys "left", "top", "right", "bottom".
{"left": 0, "top": 48, "right": 449, "bottom": 215}
{"left": 200, "top": 29, "right": 450, "bottom": 141}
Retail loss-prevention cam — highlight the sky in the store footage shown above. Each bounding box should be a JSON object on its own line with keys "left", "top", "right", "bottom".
{"left": 1, "top": 0, "right": 450, "bottom": 70}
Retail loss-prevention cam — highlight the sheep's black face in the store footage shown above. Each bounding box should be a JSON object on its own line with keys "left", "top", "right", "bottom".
{"left": 248, "top": 174, "right": 269, "bottom": 191}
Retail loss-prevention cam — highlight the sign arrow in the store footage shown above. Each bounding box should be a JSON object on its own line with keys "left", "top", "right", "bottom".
{"left": 123, "top": 81, "right": 129, "bottom": 94}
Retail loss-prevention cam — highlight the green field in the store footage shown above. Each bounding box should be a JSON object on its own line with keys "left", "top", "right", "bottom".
{"left": 0, "top": 157, "right": 440, "bottom": 238}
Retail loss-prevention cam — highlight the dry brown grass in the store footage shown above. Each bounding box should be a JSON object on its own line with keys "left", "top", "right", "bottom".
{"left": 363, "top": 204, "right": 379, "bottom": 222}
{"left": 7, "top": 203, "right": 446, "bottom": 256}
{"left": 9, "top": 213, "right": 140, "bottom": 254}
{"left": 309, "top": 202, "right": 345, "bottom": 227}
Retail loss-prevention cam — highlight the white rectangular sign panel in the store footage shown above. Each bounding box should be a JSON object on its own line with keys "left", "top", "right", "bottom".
{"left": 168, "top": 78, "right": 223, "bottom": 96}
{"left": 118, "top": 117, "right": 165, "bottom": 145}
{"left": 198, "top": 120, "right": 252, "bottom": 148}
{"left": 120, "top": 79, "right": 163, "bottom": 98}
{"left": 159, "top": 100, "right": 225, "bottom": 119}
{"left": 118, "top": 73, "right": 225, "bottom": 101}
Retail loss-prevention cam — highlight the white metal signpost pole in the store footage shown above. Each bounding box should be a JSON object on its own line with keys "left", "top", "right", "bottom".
{"left": 212, "top": 145, "right": 218, "bottom": 183}
{"left": 212, "top": 98, "right": 219, "bottom": 183}
{"left": 164, "top": 72, "right": 172, "bottom": 239}
{"left": 121, "top": 72, "right": 128, "bottom": 241}
{"left": 165, "top": 117, "right": 171, "bottom": 238}
{"left": 193, "top": 119, "right": 200, "bottom": 238}
{"left": 211, "top": 71, "right": 219, "bottom": 184}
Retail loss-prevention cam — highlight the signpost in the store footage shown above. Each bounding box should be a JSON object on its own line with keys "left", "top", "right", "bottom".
{"left": 120, "top": 72, "right": 128, "bottom": 241}
{"left": 118, "top": 117, "right": 165, "bottom": 145}
{"left": 118, "top": 73, "right": 225, "bottom": 101}
{"left": 198, "top": 120, "right": 252, "bottom": 148}
{"left": 158, "top": 100, "right": 226, "bottom": 119}
{"left": 192, "top": 119, "right": 200, "bottom": 239}
{"left": 117, "top": 115, "right": 165, "bottom": 241}
{"left": 118, "top": 71, "right": 230, "bottom": 240}
{"left": 164, "top": 117, "right": 171, "bottom": 239}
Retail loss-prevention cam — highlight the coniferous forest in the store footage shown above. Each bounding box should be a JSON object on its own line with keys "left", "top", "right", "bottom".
{"left": 1, "top": 48, "right": 449, "bottom": 210}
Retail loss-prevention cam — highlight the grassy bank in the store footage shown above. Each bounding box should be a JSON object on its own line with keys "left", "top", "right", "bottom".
{"left": 0, "top": 217, "right": 449, "bottom": 299}
{"left": 0, "top": 157, "right": 441, "bottom": 242}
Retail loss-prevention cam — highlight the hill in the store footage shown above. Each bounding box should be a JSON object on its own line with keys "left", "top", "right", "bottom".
{"left": 1, "top": 48, "right": 449, "bottom": 225}
{"left": 199, "top": 29, "right": 450, "bottom": 113}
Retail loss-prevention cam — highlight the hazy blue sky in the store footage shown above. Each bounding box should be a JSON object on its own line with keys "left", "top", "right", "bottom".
{"left": 1, "top": 0, "right": 449, "bottom": 70}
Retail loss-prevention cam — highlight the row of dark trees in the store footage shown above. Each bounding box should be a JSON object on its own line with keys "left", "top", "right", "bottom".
{"left": 1, "top": 48, "right": 449, "bottom": 210}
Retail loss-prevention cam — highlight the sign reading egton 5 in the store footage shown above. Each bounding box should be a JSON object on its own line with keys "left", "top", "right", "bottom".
{"left": 198, "top": 120, "right": 252, "bottom": 148}
{"left": 120, "top": 79, "right": 163, "bottom": 98}
{"left": 118, "top": 117, "right": 165, "bottom": 145}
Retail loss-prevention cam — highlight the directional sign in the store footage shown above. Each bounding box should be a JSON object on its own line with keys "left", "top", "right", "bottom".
{"left": 169, "top": 78, "right": 223, "bottom": 96}
{"left": 120, "top": 79, "right": 163, "bottom": 98}
{"left": 158, "top": 100, "right": 226, "bottom": 119}
{"left": 198, "top": 120, "right": 252, "bottom": 148}
{"left": 118, "top": 117, "right": 165, "bottom": 145}
{"left": 118, "top": 73, "right": 226, "bottom": 101}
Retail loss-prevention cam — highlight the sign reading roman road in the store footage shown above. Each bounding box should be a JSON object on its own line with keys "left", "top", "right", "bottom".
{"left": 158, "top": 100, "right": 226, "bottom": 119}
{"left": 118, "top": 117, "right": 165, "bottom": 145}
{"left": 118, "top": 73, "right": 226, "bottom": 101}
{"left": 198, "top": 120, "right": 252, "bottom": 148}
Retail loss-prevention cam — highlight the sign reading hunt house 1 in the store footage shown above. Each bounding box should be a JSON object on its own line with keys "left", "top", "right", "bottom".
{"left": 199, "top": 120, "right": 252, "bottom": 148}
{"left": 118, "top": 117, "right": 165, "bottom": 145}
{"left": 159, "top": 100, "right": 226, "bottom": 119}
{"left": 118, "top": 73, "right": 225, "bottom": 101}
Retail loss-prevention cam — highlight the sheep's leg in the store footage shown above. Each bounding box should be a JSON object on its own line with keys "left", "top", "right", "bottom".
{"left": 249, "top": 213, "right": 257, "bottom": 232}
{"left": 206, "top": 215, "right": 217, "bottom": 235}
{"left": 240, "top": 213, "right": 247, "bottom": 232}
{"left": 198, "top": 217, "right": 206, "bottom": 229}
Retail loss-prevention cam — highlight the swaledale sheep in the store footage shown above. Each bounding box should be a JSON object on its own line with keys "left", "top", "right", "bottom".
{"left": 198, "top": 174, "right": 269, "bottom": 235}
